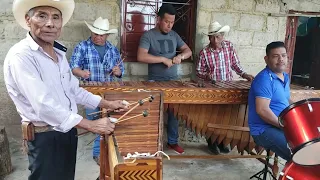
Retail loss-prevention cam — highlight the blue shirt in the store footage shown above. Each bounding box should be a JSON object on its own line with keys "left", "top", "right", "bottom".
{"left": 70, "top": 38, "right": 124, "bottom": 82}
{"left": 248, "top": 67, "right": 290, "bottom": 135}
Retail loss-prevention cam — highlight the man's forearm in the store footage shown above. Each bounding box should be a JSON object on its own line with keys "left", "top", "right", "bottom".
{"left": 257, "top": 108, "right": 280, "bottom": 128}
{"left": 97, "top": 99, "right": 112, "bottom": 109}
{"left": 180, "top": 48, "right": 192, "bottom": 60}
{"left": 137, "top": 53, "right": 165, "bottom": 64}
{"left": 72, "top": 68, "right": 84, "bottom": 78}
{"left": 76, "top": 118, "right": 93, "bottom": 131}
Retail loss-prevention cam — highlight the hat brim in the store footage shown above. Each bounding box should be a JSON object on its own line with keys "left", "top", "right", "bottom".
{"left": 203, "top": 25, "right": 230, "bottom": 35}
{"left": 13, "top": 0, "right": 75, "bottom": 30}
{"left": 85, "top": 21, "right": 118, "bottom": 35}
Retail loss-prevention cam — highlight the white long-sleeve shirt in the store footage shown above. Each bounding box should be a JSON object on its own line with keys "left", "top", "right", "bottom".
{"left": 3, "top": 33, "right": 102, "bottom": 133}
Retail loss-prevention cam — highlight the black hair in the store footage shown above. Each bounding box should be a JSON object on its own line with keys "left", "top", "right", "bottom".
{"left": 266, "top": 41, "right": 286, "bottom": 55}
{"left": 157, "top": 4, "right": 177, "bottom": 18}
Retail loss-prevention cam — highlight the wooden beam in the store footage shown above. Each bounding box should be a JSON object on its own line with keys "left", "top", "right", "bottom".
{"left": 169, "top": 154, "right": 265, "bottom": 160}
{"left": 269, "top": 13, "right": 320, "bottom": 17}
{"left": 207, "top": 123, "right": 250, "bottom": 132}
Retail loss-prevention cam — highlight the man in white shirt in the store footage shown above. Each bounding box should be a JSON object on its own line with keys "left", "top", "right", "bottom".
{"left": 3, "top": 1, "right": 127, "bottom": 179}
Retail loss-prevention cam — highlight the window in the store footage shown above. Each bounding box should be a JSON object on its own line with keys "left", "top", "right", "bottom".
{"left": 120, "top": 0, "right": 197, "bottom": 62}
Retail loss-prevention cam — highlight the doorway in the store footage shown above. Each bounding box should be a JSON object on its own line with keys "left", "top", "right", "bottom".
{"left": 291, "top": 17, "right": 320, "bottom": 87}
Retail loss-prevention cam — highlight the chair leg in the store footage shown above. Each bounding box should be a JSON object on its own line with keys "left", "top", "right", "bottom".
{"left": 250, "top": 149, "right": 277, "bottom": 180}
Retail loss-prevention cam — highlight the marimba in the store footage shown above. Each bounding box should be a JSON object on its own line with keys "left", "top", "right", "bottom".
{"left": 81, "top": 80, "right": 320, "bottom": 155}
{"left": 99, "top": 91, "right": 164, "bottom": 180}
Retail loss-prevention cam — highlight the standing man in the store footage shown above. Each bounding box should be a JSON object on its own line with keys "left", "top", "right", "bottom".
{"left": 248, "top": 41, "right": 291, "bottom": 161}
{"left": 137, "top": 4, "right": 192, "bottom": 154}
{"left": 70, "top": 17, "right": 124, "bottom": 165}
{"left": 196, "top": 21, "right": 254, "bottom": 154}
{"left": 3, "top": 0, "right": 127, "bottom": 179}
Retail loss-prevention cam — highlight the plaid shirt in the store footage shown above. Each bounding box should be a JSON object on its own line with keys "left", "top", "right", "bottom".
{"left": 70, "top": 38, "right": 124, "bottom": 82}
{"left": 196, "top": 40, "right": 245, "bottom": 81}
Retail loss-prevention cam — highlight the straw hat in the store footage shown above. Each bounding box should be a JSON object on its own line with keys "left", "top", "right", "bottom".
{"left": 12, "top": 0, "right": 75, "bottom": 30}
{"left": 85, "top": 17, "right": 118, "bottom": 35}
{"left": 204, "top": 21, "right": 230, "bottom": 35}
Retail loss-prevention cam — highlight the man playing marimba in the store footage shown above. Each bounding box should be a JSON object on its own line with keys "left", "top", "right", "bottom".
{"left": 3, "top": 0, "right": 127, "bottom": 179}
{"left": 70, "top": 16, "right": 124, "bottom": 165}
{"left": 248, "top": 41, "right": 291, "bottom": 161}
{"left": 196, "top": 21, "right": 254, "bottom": 154}
{"left": 137, "top": 4, "right": 192, "bottom": 154}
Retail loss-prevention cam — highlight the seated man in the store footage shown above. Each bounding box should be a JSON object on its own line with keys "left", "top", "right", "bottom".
{"left": 248, "top": 41, "right": 292, "bottom": 161}
{"left": 70, "top": 17, "right": 124, "bottom": 164}
{"left": 196, "top": 21, "right": 254, "bottom": 154}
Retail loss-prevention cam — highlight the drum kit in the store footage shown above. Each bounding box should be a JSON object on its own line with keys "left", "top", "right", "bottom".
{"left": 278, "top": 98, "right": 320, "bottom": 180}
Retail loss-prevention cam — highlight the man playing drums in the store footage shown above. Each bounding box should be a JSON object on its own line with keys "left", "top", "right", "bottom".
{"left": 3, "top": 0, "right": 128, "bottom": 179}
{"left": 196, "top": 21, "right": 254, "bottom": 154}
{"left": 248, "top": 41, "right": 292, "bottom": 161}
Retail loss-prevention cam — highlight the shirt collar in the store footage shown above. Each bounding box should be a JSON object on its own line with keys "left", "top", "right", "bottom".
{"left": 26, "top": 32, "right": 67, "bottom": 55}
{"left": 265, "top": 66, "right": 289, "bottom": 83}
{"left": 207, "top": 41, "right": 227, "bottom": 52}
{"left": 87, "top": 37, "right": 111, "bottom": 49}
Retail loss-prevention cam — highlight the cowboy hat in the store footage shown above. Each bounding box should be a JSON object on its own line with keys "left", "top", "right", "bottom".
{"left": 204, "top": 21, "right": 230, "bottom": 35}
{"left": 85, "top": 17, "right": 118, "bottom": 35}
{"left": 12, "top": 0, "right": 75, "bottom": 30}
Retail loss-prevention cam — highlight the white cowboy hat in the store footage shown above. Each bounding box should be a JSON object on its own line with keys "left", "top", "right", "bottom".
{"left": 12, "top": 0, "right": 75, "bottom": 30}
{"left": 85, "top": 17, "right": 118, "bottom": 35}
{"left": 204, "top": 21, "right": 230, "bottom": 35}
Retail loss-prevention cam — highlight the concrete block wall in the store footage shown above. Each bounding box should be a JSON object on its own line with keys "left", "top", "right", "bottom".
{"left": 1, "top": 0, "right": 320, "bottom": 137}
{"left": 195, "top": 0, "right": 319, "bottom": 80}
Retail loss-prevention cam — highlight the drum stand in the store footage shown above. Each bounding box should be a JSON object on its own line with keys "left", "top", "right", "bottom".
{"left": 250, "top": 149, "right": 277, "bottom": 180}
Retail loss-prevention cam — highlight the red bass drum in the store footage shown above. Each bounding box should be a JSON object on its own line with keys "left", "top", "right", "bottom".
{"left": 278, "top": 161, "right": 320, "bottom": 180}
{"left": 279, "top": 98, "right": 320, "bottom": 166}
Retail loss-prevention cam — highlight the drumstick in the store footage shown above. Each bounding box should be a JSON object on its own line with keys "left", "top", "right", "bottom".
{"left": 87, "top": 100, "right": 130, "bottom": 116}
{"left": 117, "top": 103, "right": 140, "bottom": 121}
{"left": 116, "top": 110, "right": 148, "bottom": 124}
{"left": 109, "top": 57, "right": 125, "bottom": 76}
{"left": 128, "top": 96, "right": 154, "bottom": 106}
{"left": 76, "top": 131, "right": 91, "bottom": 137}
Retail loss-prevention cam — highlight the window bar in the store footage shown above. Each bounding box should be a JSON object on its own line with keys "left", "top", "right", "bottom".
{"left": 129, "top": 0, "right": 191, "bottom": 5}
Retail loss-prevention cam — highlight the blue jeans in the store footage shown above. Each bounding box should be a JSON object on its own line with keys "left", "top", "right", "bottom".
{"left": 85, "top": 107, "right": 100, "bottom": 157}
{"left": 252, "top": 127, "right": 291, "bottom": 161}
{"left": 167, "top": 109, "right": 179, "bottom": 144}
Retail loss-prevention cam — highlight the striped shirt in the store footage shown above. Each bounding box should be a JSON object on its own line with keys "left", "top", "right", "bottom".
{"left": 196, "top": 40, "right": 245, "bottom": 81}
{"left": 70, "top": 38, "right": 124, "bottom": 82}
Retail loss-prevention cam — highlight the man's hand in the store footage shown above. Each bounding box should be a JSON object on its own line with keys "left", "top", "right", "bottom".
{"left": 161, "top": 57, "right": 173, "bottom": 68}
{"left": 99, "top": 100, "right": 129, "bottom": 112}
{"left": 243, "top": 73, "right": 255, "bottom": 81}
{"left": 81, "top": 70, "right": 90, "bottom": 79}
{"left": 90, "top": 117, "right": 115, "bottom": 135}
{"left": 112, "top": 66, "right": 122, "bottom": 77}
{"left": 173, "top": 55, "right": 182, "bottom": 64}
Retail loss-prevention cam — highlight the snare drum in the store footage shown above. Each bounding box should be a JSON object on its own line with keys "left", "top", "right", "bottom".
{"left": 279, "top": 98, "right": 320, "bottom": 166}
{"left": 278, "top": 161, "right": 320, "bottom": 180}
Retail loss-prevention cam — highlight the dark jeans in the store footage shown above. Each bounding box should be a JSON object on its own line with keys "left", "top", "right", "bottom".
{"left": 167, "top": 109, "right": 179, "bottom": 144}
{"left": 27, "top": 128, "right": 78, "bottom": 180}
{"left": 148, "top": 79, "right": 179, "bottom": 145}
{"left": 85, "top": 107, "right": 100, "bottom": 157}
{"left": 252, "top": 127, "right": 291, "bottom": 161}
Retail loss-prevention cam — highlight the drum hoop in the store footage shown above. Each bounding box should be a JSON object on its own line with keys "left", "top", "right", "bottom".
{"left": 292, "top": 137, "right": 320, "bottom": 166}
{"left": 279, "top": 98, "right": 320, "bottom": 118}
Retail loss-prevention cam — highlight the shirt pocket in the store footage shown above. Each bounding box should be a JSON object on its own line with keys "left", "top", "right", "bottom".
{"left": 60, "top": 70, "right": 72, "bottom": 93}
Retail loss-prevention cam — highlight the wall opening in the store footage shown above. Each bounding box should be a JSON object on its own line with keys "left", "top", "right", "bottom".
{"left": 291, "top": 17, "right": 320, "bottom": 87}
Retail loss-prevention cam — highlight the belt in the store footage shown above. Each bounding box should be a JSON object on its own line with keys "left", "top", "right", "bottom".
{"left": 34, "top": 126, "right": 54, "bottom": 133}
